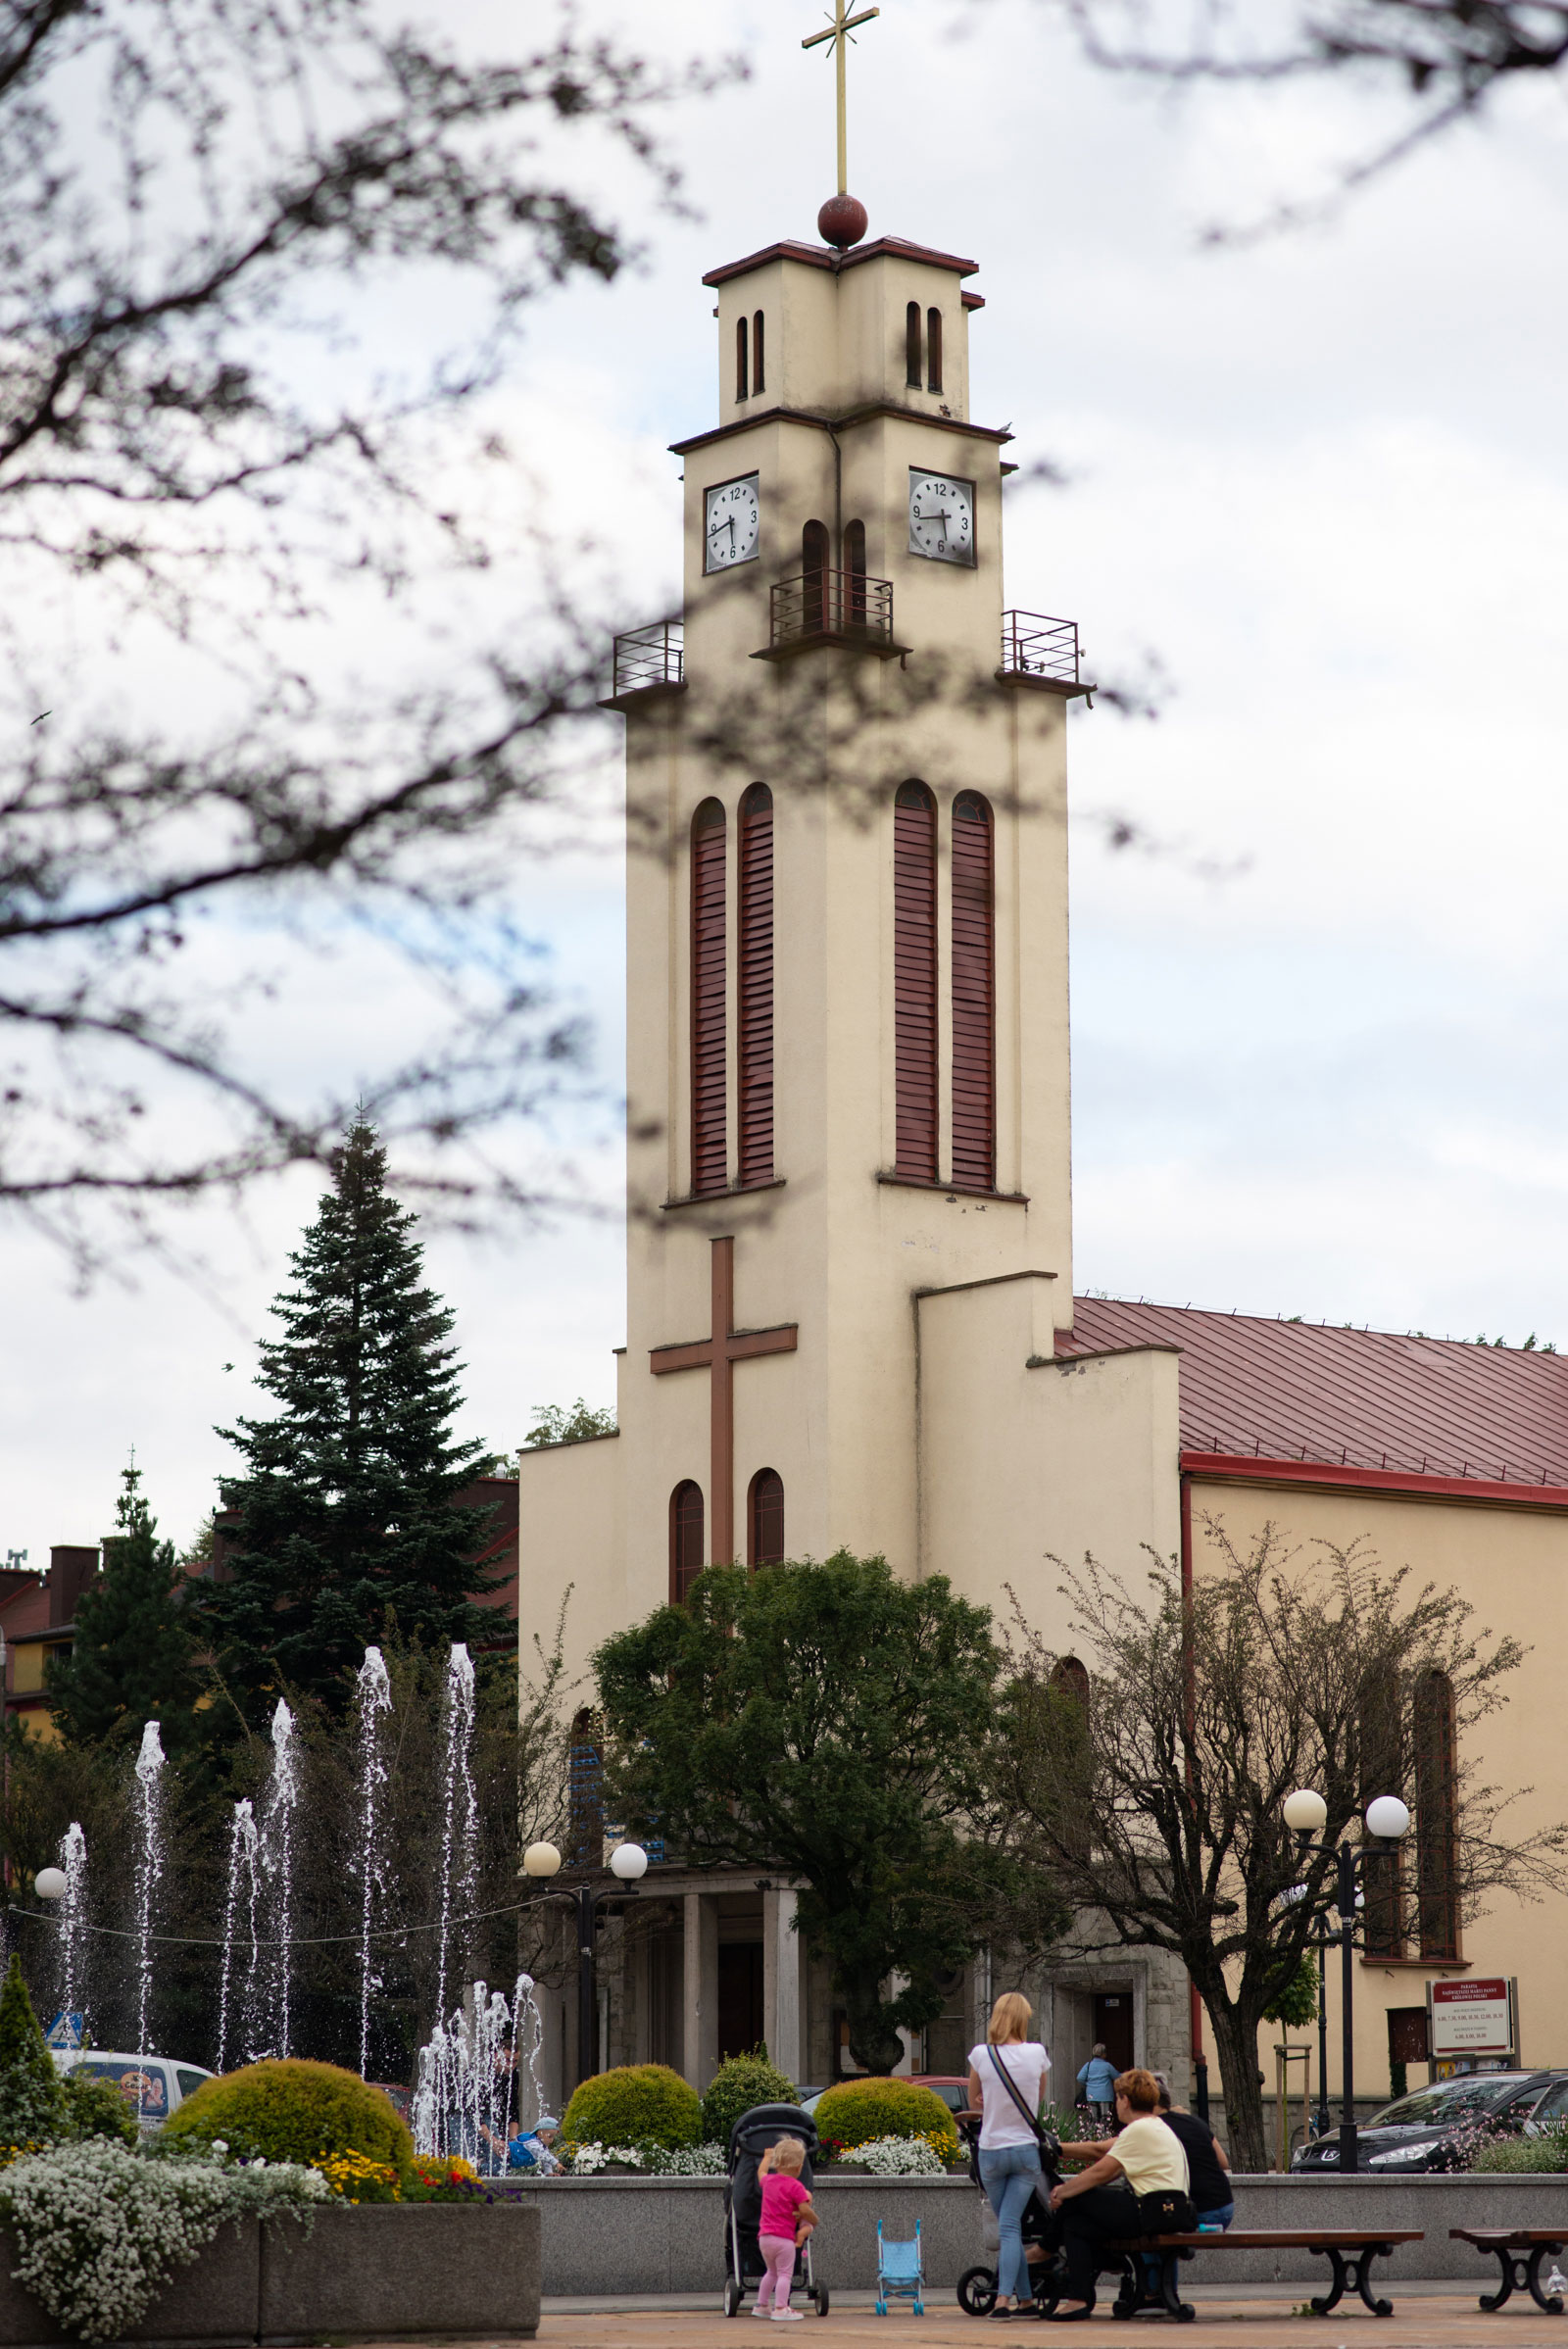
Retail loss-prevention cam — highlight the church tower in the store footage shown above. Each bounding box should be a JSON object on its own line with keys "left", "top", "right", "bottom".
{"left": 600, "top": 215, "right": 1089, "bottom": 1611}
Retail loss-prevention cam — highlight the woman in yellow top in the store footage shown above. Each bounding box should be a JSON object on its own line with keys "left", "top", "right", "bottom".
{"left": 1045, "top": 2068, "right": 1189, "bottom": 2321}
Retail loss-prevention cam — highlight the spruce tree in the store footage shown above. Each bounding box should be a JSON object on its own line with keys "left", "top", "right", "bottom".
{"left": 0, "top": 1954, "right": 66, "bottom": 2144}
{"left": 205, "top": 1119, "right": 505, "bottom": 1721}
{"left": 48, "top": 1462, "right": 200, "bottom": 1754}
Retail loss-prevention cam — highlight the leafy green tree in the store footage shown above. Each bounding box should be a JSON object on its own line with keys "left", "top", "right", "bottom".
{"left": 595, "top": 1553, "right": 1064, "bottom": 2076}
{"left": 48, "top": 1463, "right": 200, "bottom": 1754}
{"left": 0, "top": 1954, "right": 66, "bottom": 2145}
{"left": 203, "top": 1120, "right": 507, "bottom": 1726}
{"left": 523, "top": 1398, "right": 617, "bottom": 1447}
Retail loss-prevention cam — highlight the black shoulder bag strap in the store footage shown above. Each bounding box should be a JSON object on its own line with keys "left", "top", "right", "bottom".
{"left": 986, "top": 2045, "right": 1048, "bottom": 2148}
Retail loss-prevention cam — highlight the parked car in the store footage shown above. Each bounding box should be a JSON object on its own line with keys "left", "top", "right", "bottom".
{"left": 798, "top": 2074, "right": 971, "bottom": 2119}
{"left": 51, "top": 2049, "right": 215, "bottom": 2129}
{"left": 1290, "top": 2070, "right": 1568, "bottom": 2173}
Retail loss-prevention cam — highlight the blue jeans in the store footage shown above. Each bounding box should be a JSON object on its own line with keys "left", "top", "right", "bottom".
{"left": 979, "top": 2142, "right": 1045, "bottom": 2305}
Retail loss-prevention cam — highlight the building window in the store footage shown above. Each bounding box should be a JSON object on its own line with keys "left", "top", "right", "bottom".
{"left": 670, "top": 1481, "right": 705, "bottom": 1603}
{"left": 753, "top": 310, "right": 765, "bottom": 395}
{"left": 926, "top": 308, "right": 943, "bottom": 394}
{"left": 691, "top": 799, "right": 727, "bottom": 1198}
{"left": 1415, "top": 1669, "right": 1460, "bottom": 1959}
{"left": 951, "top": 790, "right": 995, "bottom": 1192}
{"left": 1361, "top": 1666, "right": 1405, "bottom": 1960}
{"left": 906, "top": 301, "right": 921, "bottom": 389}
{"left": 843, "top": 518, "right": 866, "bottom": 626}
{"left": 748, "top": 1468, "right": 785, "bottom": 1566}
{"left": 738, "top": 783, "right": 774, "bottom": 1187}
{"left": 568, "top": 1709, "right": 604, "bottom": 1866}
{"left": 894, "top": 781, "right": 938, "bottom": 1180}
{"left": 736, "top": 316, "right": 749, "bottom": 402}
{"left": 802, "top": 518, "right": 829, "bottom": 635}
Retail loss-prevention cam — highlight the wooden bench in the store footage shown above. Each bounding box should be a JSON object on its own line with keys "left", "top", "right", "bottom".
{"left": 1094, "top": 2227, "right": 1426, "bottom": 2323}
{"left": 1451, "top": 2227, "right": 1567, "bottom": 2316}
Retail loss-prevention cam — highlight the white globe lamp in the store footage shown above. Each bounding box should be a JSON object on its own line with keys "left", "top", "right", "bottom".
{"left": 33, "top": 1867, "right": 68, "bottom": 1901}
{"left": 610, "top": 1842, "right": 648, "bottom": 1882}
{"left": 1365, "top": 1795, "right": 1412, "bottom": 1842}
{"left": 1282, "top": 1788, "right": 1328, "bottom": 1835}
{"left": 523, "top": 1841, "right": 563, "bottom": 1879}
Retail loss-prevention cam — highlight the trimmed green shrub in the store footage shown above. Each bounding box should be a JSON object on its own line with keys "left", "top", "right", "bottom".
{"left": 58, "top": 2069, "right": 138, "bottom": 2147}
{"left": 813, "top": 2080, "right": 958, "bottom": 2160}
{"left": 0, "top": 1957, "right": 65, "bottom": 2148}
{"left": 562, "top": 2064, "right": 702, "bottom": 2152}
{"left": 1474, "top": 2124, "right": 1568, "bottom": 2175}
{"left": 701, "top": 2052, "right": 799, "bottom": 2147}
{"left": 162, "top": 2059, "right": 413, "bottom": 2169}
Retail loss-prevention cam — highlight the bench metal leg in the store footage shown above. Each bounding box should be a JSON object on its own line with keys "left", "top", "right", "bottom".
{"left": 1479, "top": 2243, "right": 1566, "bottom": 2317}
{"left": 1105, "top": 2249, "right": 1196, "bottom": 2325}
{"left": 1309, "top": 2242, "right": 1395, "bottom": 2320}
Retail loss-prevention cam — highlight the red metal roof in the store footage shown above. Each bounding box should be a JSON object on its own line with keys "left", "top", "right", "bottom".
{"left": 702, "top": 236, "right": 979, "bottom": 288}
{"left": 1059, "top": 1298, "right": 1568, "bottom": 1490}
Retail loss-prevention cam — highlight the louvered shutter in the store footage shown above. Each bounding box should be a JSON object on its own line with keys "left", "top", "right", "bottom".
{"left": 894, "top": 783, "right": 938, "bottom": 1179}
{"left": 738, "top": 784, "right": 773, "bottom": 1186}
{"left": 951, "top": 791, "right": 995, "bottom": 1191}
{"left": 691, "top": 801, "right": 727, "bottom": 1197}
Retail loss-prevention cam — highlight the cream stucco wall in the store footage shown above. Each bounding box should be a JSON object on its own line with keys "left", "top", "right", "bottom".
{"left": 1189, "top": 1477, "right": 1568, "bottom": 2095}
{"left": 515, "top": 1431, "right": 624, "bottom": 1691}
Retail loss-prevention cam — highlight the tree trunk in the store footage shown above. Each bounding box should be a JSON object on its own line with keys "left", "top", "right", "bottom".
{"left": 1206, "top": 1995, "right": 1270, "bottom": 2175}
{"left": 841, "top": 1974, "right": 905, "bottom": 2075}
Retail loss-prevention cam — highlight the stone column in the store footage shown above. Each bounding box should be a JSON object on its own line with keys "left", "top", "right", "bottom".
{"left": 763, "top": 1888, "right": 803, "bottom": 2082}
{"left": 682, "top": 1891, "right": 718, "bottom": 2091}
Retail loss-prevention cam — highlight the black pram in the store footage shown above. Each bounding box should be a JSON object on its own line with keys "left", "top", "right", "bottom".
{"left": 722, "top": 2102, "right": 829, "bottom": 2320}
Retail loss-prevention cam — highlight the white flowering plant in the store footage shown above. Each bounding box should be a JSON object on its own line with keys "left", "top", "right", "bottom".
{"left": 0, "top": 2136, "right": 328, "bottom": 2342}
{"left": 834, "top": 2133, "right": 948, "bottom": 2177}
{"left": 557, "top": 2137, "right": 727, "bottom": 2177}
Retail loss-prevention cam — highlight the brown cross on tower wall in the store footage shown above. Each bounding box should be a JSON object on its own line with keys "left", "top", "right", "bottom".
{"left": 650, "top": 1236, "right": 798, "bottom": 1565}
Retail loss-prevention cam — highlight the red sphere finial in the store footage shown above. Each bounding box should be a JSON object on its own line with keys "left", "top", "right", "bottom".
{"left": 817, "top": 193, "right": 867, "bottom": 251}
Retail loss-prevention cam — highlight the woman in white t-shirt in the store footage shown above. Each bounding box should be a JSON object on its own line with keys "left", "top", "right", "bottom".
{"left": 966, "top": 1991, "right": 1053, "bottom": 2323}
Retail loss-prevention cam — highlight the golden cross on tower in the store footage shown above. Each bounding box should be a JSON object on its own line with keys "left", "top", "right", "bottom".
{"left": 803, "top": 0, "right": 881, "bottom": 198}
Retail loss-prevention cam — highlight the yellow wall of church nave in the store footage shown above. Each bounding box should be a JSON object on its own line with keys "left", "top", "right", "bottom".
{"left": 1188, "top": 1477, "right": 1568, "bottom": 2084}
{"left": 515, "top": 1431, "right": 625, "bottom": 1697}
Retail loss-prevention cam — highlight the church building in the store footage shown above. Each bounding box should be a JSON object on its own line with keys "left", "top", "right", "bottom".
{"left": 517, "top": 193, "right": 1568, "bottom": 2128}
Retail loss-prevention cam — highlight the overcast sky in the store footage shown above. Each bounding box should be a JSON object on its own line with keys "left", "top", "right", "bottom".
{"left": 6, "top": 0, "right": 1568, "bottom": 1569}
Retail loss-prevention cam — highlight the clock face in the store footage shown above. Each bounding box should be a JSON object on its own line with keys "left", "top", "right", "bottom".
{"left": 908, "top": 469, "right": 975, "bottom": 565}
{"left": 705, "top": 472, "right": 760, "bottom": 572}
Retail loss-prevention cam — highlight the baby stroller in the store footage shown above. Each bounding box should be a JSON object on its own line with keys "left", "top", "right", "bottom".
{"left": 722, "top": 2102, "right": 830, "bottom": 2320}
{"left": 955, "top": 2110, "right": 1068, "bottom": 2319}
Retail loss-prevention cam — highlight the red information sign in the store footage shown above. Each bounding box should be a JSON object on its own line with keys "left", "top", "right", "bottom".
{"left": 1428, "top": 1977, "right": 1516, "bottom": 2058}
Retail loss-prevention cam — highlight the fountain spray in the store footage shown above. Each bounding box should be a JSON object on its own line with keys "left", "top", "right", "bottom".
{"left": 132, "top": 1724, "right": 166, "bottom": 2062}
{"left": 217, "top": 1799, "right": 261, "bottom": 2073}
{"left": 434, "top": 1643, "right": 478, "bottom": 2026}
{"left": 57, "top": 1823, "right": 88, "bottom": 2034}
{"left": 263, "top": 1699, "right": 300, "bottom": 2057}
{"left": 354, "top": 1646, "right": 393, "bottom": 2077}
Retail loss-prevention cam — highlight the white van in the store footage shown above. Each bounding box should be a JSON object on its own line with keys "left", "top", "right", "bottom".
{"left": 51, "top": 2050, "right": 215, "bottom": 2129}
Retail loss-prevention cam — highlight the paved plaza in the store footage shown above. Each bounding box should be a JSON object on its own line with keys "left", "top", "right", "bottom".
{"left": 510, "top": 2287, "right": 1568, "bottom": 2347}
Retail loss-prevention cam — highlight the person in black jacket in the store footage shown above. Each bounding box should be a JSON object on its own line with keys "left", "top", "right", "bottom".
{"left": 1153, "top": 2078, "right": 1233, "bottom": 2228}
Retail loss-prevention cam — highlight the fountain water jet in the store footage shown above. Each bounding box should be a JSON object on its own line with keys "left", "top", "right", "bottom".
{"left": 57, "top": 1822, "right": 88, "bottom": 2034}
{"left": 131, "top": 1724, "right": 166, "bottom": 2065}
{"left": 354, "top": 1646, "right": 393, "bottom": 2077}
{"left": 262, "top": 1699, "right": 300, "bottom": 2056}
{"left": 434, "top": 1644, "right": 478, "bottom": 2026}
{"left": 218, "top": 1799, "right": 262, "bottom": 2072}
{"left": 411, "top": 1972, "right": 543, "bottom": 2166}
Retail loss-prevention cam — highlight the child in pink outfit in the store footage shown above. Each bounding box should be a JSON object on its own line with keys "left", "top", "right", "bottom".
{"left": 755, "top": 2136, "right": 813, "bottom": 2320}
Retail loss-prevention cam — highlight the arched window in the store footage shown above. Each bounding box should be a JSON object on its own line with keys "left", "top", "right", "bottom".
{"left": 906, "top": 301, "right": 922, "bottom": 388}
{"left": 894, "top": 781, "right": 938, "bottom": 1180}
{"left": 843, "top": 518, "right": 866, "bottom": 628}
{"left": 1050, "top": 1655, "right": 1090, "bottom": 1706}
{"left": 735, "top": 316, "right": 749, "bottom": 403}
{"left": 926, "top": 308, "right": 944, "bottom": 394}
{"left": 951, "top": 791, "right": 995, "bottom": 1191}
{"left": 670, "top": 1481, "right": 705, "bottom": 1604}
{"left": 738, "top": 783, "right": 774, "bottom": 1187}
{"left": 753, "top": 310, "right": 765, "bottom": 396}
{"left": 568, "top": 1708, "right": 604, "bottom": 1866}
{"left": 802, "top": 518, "right": 830, "bottom": 636}
{"left": 691, "top": 800, "right": 727, "bottom": 1197}
{"left": 1415, "top": 1670, "right": 1460, "bottom": 1958}
{"left": 748, "top": 1468, "right": 785, "bottom": 1567}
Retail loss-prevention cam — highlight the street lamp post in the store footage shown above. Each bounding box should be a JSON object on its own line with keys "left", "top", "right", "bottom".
{"left": 1282, "top": 1788, "right": 1411, "bottom": 2174}
{"left": 522, "top": 1837, "right": 649, "bottom": 2089}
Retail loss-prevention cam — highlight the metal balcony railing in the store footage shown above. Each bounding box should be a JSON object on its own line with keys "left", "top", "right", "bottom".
{"left": 611, "top": 617, "right": 684, "bottom": 697}
{"left": 770, "top": 566, "right": 895, "bottom": 651}
{"left": 1000, "top": 609, "right": 1081, "bottom": 686}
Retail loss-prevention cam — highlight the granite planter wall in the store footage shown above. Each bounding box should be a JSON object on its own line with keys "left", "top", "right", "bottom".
{"left": 0, "top": 2202, "right": 540, "bottom": 2349}
{"left": 514, "top": 2170, "right": 1568, "bottom": 2298}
